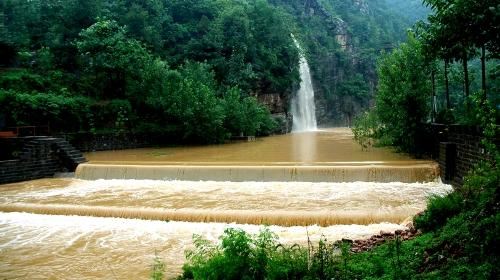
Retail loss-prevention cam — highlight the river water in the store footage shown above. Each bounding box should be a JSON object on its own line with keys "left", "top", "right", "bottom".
{"left": 84, "top": 128, "right": 414, "bottom": 164}
{"left": 0, "top": 128, "right": 452, "bottom": 279}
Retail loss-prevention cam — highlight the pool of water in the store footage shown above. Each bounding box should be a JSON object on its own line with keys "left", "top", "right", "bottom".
{"left": 84, "top": 128, "right": 418, "bottom": 165}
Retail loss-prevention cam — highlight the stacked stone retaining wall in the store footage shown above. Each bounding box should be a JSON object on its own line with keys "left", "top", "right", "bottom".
{"left": 0, "top": 137, "right": 85, "bottom": 184}
{"left": 435, "top": 124, "right": 499, "bottom": 187}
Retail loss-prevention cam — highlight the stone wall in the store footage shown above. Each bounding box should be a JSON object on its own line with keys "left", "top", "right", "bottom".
{"left": 0, "top": 138, "right": 59, "bottom": 184}
{"left": 435, "top": 125, "right": 499, "bottom": 187}
{"left": 0, "top": 137, "right": 85, "bottom": 184}
{"left": 60, "top": 132, "right": 154, "bottom": 152}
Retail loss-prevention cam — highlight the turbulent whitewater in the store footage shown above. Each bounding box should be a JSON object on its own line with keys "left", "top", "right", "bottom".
{"left": 0, "top": 129, "right": 453, "bottom": 279}
{"left": 0, "top": 179, "right": 452, "bottom": 226}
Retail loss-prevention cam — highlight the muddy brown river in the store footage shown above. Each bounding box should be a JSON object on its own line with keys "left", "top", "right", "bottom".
{"left": 0, "top": 128, "right": 452, "bottom": 279}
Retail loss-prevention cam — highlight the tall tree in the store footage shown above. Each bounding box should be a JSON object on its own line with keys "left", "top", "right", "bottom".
{"left": 423, "top": 0, "right": 500, "bottom": 98}
{"left": 375, "top": 33, "right": 431, "bottom": 153}
{"left": 76, "top": 19, "right": 151, "bottom": 100}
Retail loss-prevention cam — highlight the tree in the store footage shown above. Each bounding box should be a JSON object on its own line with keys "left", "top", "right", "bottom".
{"left": 76, "top": 19, "right": 151, "bottom": 100}
{"left": 146, "top": 62, "right": 226, "bottom": 143}
{"left": 375, "top": 33, "right": 431, "bottom": 153}
{"left": 423, "top": 0, "right": 500, "bottom": 98}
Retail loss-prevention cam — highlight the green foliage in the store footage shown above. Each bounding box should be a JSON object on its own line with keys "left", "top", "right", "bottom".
{"left": 0, "top": 89, "right": 92, "bottom": 132}
{"left": 352, "top": 110, "right": 379, "bottom": 150}
{"left": 182, "top": 228, "right": 278, "bottom": 280}
{"left": 422, "top": 0, "right": 499, "bottom": 55}
{"left": 146, "top": 62, "right": 226, "bottom": 144}
{"left": 373, "top": 33, "right": 431, "bottom": 153}
{"left": 221, "top": 88, "right": 277, "bottom": 137}
{"left": 175, "top": 63, "right": 226, "bottom": 143}
{"left": 0, "top": 69, "right": 68, "bottom": 93}
{"left": 414, "top": 192, "right": 463, "bottom": 232}
{"left": 150, "top": 253, "right": 166, "bottom": 280}
{"left": 411, "top": 97, "right": 500, "bottom": 278}
{"left": 181, "top": 227, "right": 366, "bottom": 280}
{"left": 221, "top": 88, "right": 249, "bottom": 137}
{"left": 418, "top": 0, "right": 499, "bottom": 123}
{"left": 1, "top": 0, "right": 291, "bottom": 142}
{"left": 76, "top": 19, "right": 152, "bottom": 100}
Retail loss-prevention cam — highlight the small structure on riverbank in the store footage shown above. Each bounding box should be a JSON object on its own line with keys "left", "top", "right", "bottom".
{"left": 432, "top": 124, "right": 500, "bottom": 187}
{"left": 0, "top": 136, "right": 86, "bottom": 184}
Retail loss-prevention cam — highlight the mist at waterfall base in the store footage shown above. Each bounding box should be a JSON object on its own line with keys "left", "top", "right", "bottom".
{"left": 291, "top": 36, "right": 318, "bottom": 132}
{"left": 0, "top": 129, "right": 454, "bottom": 279}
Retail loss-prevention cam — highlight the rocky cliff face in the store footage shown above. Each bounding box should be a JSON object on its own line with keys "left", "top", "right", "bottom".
{"left": 353, "top": 0, "right": 369, "bottom": 14}
{"left": 263, "top": 0, "right": 407, "bottom": 128}
{"left": 300, "top": 0, "right": 389, "bottom": 126}
{"left": 258, "top": 93, "right": 287, "bottom": 114}
{"left": 257, "top": 92, "right": 293, "bottom": 134}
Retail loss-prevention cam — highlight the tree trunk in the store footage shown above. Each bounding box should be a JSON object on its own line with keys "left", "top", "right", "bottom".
{"left": 481, "top": 45, "right": 486, "bottom": 98}
{"left": 462, "top": 52, "right": 469, "bottom": 99}
{"left": 445, "top": 59, "right": 450, "bottom": 109}
{"left": 431, "top": 69, "right": 436, "bottom": 122}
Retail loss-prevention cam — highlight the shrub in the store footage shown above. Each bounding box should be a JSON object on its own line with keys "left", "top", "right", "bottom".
{"left": 352, "top": 110, "right": 379, "bottom": 150}
{"left": 414, "top": 192, "right": 464, "bottom": 232}
{"left": 221, "top": 87, "right": 277, "bottom": 137}
{"left": 150, "top": 254, "right": 165, "bottom": 280}
{"left": 180, "top": 228, "right": 365, "bottom": 280}
{"left": 182, "top": 228, "right": 279, "bottom": 280}
{"left": 0, "top": 89, "right": 92, "bottom": 132}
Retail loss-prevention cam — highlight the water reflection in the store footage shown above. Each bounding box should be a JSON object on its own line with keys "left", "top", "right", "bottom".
{"left": 292, "top": 131, "right": 317, "bottom": 164}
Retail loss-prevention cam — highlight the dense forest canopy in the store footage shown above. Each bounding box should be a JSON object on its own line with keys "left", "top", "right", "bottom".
{"left": 1, "top": 0, "right": 436, "bottom": 141}
{"left": 0, "top": 0, "right": 302, "bottom": 142}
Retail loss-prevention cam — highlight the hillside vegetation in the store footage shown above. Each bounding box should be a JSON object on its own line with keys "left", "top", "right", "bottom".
{"left": 1, "top": 0, "right": 418, "bottom": 139}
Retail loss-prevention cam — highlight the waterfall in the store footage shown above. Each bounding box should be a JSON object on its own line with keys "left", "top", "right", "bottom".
{"left": 291, "top": 35, "right": 317, "bottom": 132}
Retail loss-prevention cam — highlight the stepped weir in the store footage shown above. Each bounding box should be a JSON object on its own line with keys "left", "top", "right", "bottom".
{"left": 0, "top": 128, "right": 452, "bottom": 279}
{"left": 75, "top": 162, "right": 439, "bottom": 183}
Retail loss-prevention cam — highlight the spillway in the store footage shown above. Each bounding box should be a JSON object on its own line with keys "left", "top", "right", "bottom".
{"left": 0, "top": 128, "right": 452, "bottom": 279}
{"left": 75, "top": 163, "right": 440, "bottom": 183}
{"left": 0, "top": 179, "right": 451, "bottom": 226}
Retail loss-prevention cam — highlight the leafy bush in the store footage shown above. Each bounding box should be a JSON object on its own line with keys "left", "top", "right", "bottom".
{"left": 374, "top": 33, "right": 431, "bottom": 153}
{"left": 0, "top": 89, "right": 92, "bottom": 132}
{"left": 412, "top": 100, "right": 499, "bottom": 278}
{"left": 182, "top": 228, "right": 278, "bottom": 280}
{"left": 150, "top": 254, "right": 166, "bottom": 280}
{"left": 352, "top": 110, "right": 379, "bottom": 150}
{"left": 181, "top": 227, "right": 361, "bottom": 280}
{"left": 0, "top": 69, "right": 49, "bottom": 92}
{"left": 90, "top": 99, "right": 133, "bottom": 133}
{"left": 414, "top": 192, "right": 463, "bottom": 232}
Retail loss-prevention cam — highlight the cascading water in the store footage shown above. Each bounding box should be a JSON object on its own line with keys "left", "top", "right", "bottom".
{"left": 0, "top": 129, "right": 453, "bottom": 279}
{"left": 291, "top": 35, "right": 318, "bottom": 132}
